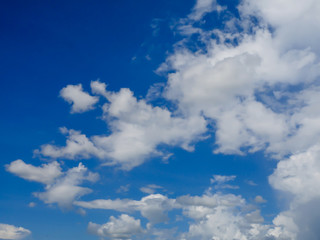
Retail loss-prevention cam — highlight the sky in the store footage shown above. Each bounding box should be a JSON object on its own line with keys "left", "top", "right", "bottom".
{"left": 1, "top": 0, "right": 320, "bottom": 239}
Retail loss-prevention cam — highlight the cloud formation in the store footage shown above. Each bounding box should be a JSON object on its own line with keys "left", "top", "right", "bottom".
{"left": 0, "top": 224, "right": 31, "bottom": 240}
{"left": 88, "top": 214, "right": 143, "bottom": 240}
{"left": 76, "top": 183, "right": 288, "bottom": 240}
{"left": 38, "top": 82, "right": 207, "bottom": 170}
{"left": 6, "top": 160, "right": 98, "bottom": 208}
{"left": 6, "top": 160, "right": 62, "bottom": 184}
{"left": 60, "top": 84, "right": 99, "bottom": 113}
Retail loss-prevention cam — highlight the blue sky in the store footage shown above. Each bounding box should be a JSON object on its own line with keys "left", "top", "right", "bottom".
{"left": 1, "top": 0, "right": 320, "bottom": 239}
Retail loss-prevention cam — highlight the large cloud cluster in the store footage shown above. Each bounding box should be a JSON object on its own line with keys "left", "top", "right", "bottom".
{"left": 76, "top": 181, "right": 288, "bottom": 240}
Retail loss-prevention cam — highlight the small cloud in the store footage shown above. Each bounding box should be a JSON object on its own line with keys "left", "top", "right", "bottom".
{"left": 60, "top": 84, "right": 99, "bottom": 114}
{"left": 117, "top": 184, "right": 131, "bottom": 194}
{"left": 140, "top": 184, "right": 163, "bottom": 194}
{"left": 210, "top": 174, "right": 238, "bottom": 189}
{"left": 76, "top": 208, "right": 86, "bottom": 216}
{"left": 88, "top": 214, "right": 143, "bottom": 239}
{"left": 254, "top": 195, "right": 267, "bottom": 204}
{"left": 217, "top": 184, "right": 239, "bottom": 190}
{"left": 210, "top": 175, "right": 236, "bottom": 184}
{"left": 28, "top": 202, "right": 36, "bottom": 208}
{"left": 245, "top": 180, "right": 258, "bottom": 186}
{"left": 161, "top": 153, "right": 173, "bottom": 164}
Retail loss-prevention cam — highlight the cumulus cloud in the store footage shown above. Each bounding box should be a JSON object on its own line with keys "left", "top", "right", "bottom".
{"left": 0, "top": 224, "right": 31, "bottom": 240}
{"left": 75, "top": 194, "right": 175, "bottom": 224}
{"left": 6, "top": 160, "right": 62, "bottom": 184}
{"left": 88, "top": 214, "right": 143, "bottom": 240}
{"left": 60, "top": 84, "right": 99, "bottom": 113}
{"left": 37, "top": 127, "right": 105, "bottom": 160}
{"left": 38, "top": 84, "right": 207, "bottom": 170}
{"left": 267, "top": 145, "right": 320, "bottom": 239}
{"left": 76, "top": 185, "right": 288, "bottom": 239}
{"left": 7, "top": 160, "right": 98, "bottom": 208}
{"left": 35, "top": 163, "right": 99, "bottom": 208}
{"left": 269, "top": 145, "right": 320, "bottom": 205}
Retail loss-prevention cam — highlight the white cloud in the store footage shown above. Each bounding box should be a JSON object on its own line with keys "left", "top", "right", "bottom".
{"left": 267, "top": 144, "right": 320, "bottom": 239}
{"left": 77, "top": 188, "right": 287, "bottom": 239}
{"left": 0, "top": 224, "right": 31, "bottom": 240}
{"left": 6, "top": 160, "right": 62, "bottom": 184}
{"left": 269, "top": 145, "right": 320, "bottom": 205}
{"left": 210, "top": 174, "right": 236, "bottom": 184}
{"left": 28, "top": 202, "right": 36, "bottom": 208}
{"left": 188, "top": 0, "right": 225, "bottom": 21}
{"left": 38, "top": 85, "right": 207, "bottom": 170}
{"left": 245, "top": 180, "right": 258, "bottom": 186}
{"left": 239, "top": 0, "right": 320, "bottom": 53}
{"left": 117, "top": 184, "right": 130, "bottom": 194}
{"left": 88, "top": 214, "right": 143, "bottom": 240}
{"left": 140, "top": 184, "right": 163, "bottom": 194}
{"left": 210, "top": 175, "right": 239, "bottom": 190}
{"left": 60, "top": 84, "right": 99, "bottom": 113}
{"left": 75, "top": 194, "right": 175, "bottom": 224}
{"left": 90, "top": 80, "right": 109, "bottom": 98}
{"left": 37, "top": 127, "right": 105, "bottom": 160}
{"left": 254, "top": 195, "right": 267, "bottom": 204}
{"left": 7, "top": 160, "right": 98, "bottom": 208}
{"left": 35, "top": 163, "right": 99, "bottom": 208}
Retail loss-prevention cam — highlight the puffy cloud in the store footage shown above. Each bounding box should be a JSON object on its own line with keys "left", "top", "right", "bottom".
{"left": 60, "top": 84, "right": 99, "bottom": 113}
{"left": 269, "top": 145, "right": 320, "bottom": 205}
{"left": 7, "top": 160, "right": 98, "bottom": 208}
{"left": 239, "top": 0, "right": 320, "bottom": 53}
{"left": 162, "top": 26, "right": 319, "bottom": 156}
{"left": 37, "top": 127, "right": 106, "bottom": 160}
{"left": 35, "top": 163, "right": 99, "bottom": 208}
{"left": 5, "top": 160, "right": 62, "bottom": 184}
{"left": 88, "top": 214, "right": 143, "bottom": 240}
{"left": 267, "top": 145, "right": 320, "bottom": 239}
{"left": 38, "top": 85, "right": 207, "bottom": 170}
{"left": 75, "top": 194, "right": 175, "bottom": 224}
{"left": 90, "top": 80, "right": 110, "bottom": 98}
{"left": 94, "top": 87, "right": 207, "bottom": 170}
{"left": 77, "top": 188, "right": 288, "bottom": 239}
{"left": 177, "top": 192, "right": 286, "bottom": 240}
{"left": 0, "top": 224, "right": 31, "bottom": 240}
{"left": 75, "top": 173, "right": 289, "bottom": 239}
